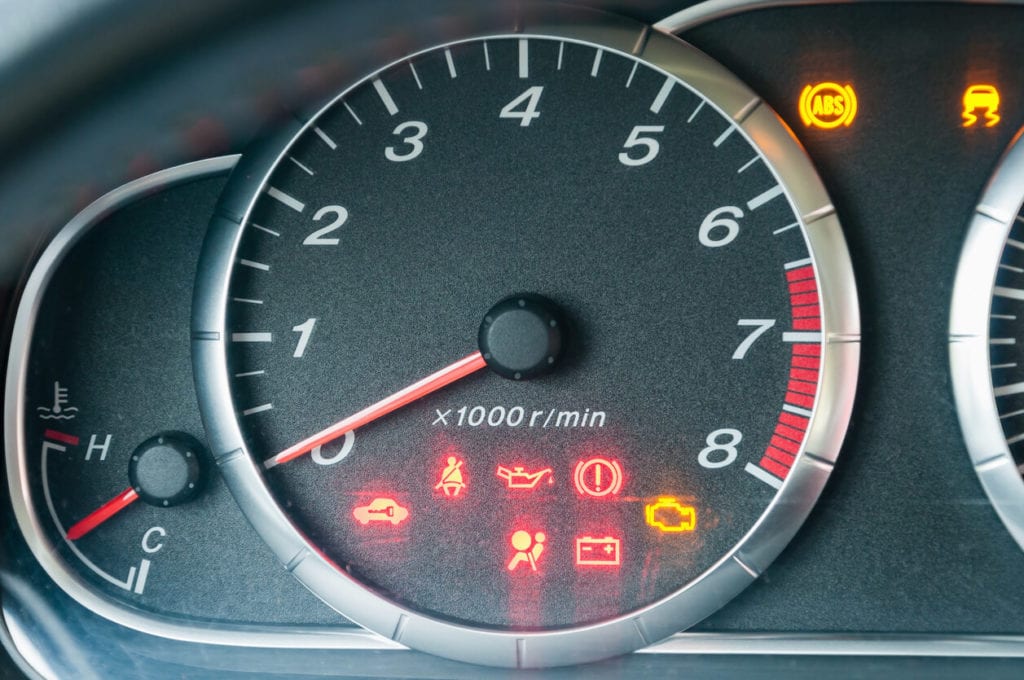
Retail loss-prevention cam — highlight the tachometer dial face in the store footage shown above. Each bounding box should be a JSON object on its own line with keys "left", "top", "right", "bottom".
{"left": 952, "top": 126, "right": 1024, "bottom": 552}
{"left": 194, "top": 13, "right": 859, "bottom": 668}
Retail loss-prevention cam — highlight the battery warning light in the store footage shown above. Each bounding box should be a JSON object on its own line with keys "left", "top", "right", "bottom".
{"left": 962, "top": 85, "right": 1001, "bottom": 128}
{"left": 645, "top": 497, "right": 697, "bottom": 533}
{"left": 798, "top": 82, "right": 858, "bottom": 129}
{"left": 575, "top": 536, "right": 621, "bottom": 567}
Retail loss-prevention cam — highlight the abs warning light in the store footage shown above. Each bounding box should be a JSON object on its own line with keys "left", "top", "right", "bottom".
{"left": 798, "top": 82, "right": 858, "bottom": 129}
{"left": 645, "top": 497, "right": 697, "bottom": 533}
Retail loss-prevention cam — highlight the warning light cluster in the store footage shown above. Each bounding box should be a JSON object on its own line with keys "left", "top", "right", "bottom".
{"left": 797, "top": 80, "right": 1003, "bottom": 131}
{"left": 351, "top": 456, "right": 698, "bottom": 573}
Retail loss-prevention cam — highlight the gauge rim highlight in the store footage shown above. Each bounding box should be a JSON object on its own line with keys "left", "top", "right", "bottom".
{"left": 192, "top": 11, "right": 860, "bottom": 669}
{"left": 0, "top": 155, "right": 340, "bottom": 647}
{"left": 950, "top": 125, "right": 1024, "bottom": 552}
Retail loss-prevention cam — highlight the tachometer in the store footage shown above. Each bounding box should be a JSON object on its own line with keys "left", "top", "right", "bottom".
{"left": 193, "top": 9, "right": 859, "bottom": 667}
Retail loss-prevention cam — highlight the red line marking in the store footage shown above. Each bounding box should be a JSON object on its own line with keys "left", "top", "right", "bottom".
{"left": 791, "top": 304, "right": 821, "bottom": 318}
{"left": 792, "top": 343, "right": 821, "bottom": 357}
{"left": 792, "top": 355, "right": 821, "bottom": 369}
{"left": 787, "top": 379, "right": 817, "bottom": 396}
{"left": 66, "top": 488, "right": 139, "bottom": 541}
{"left": 770, "top": 435, "right": 801, "bottom": 455}
{"left": 779, "top": 411, "right": 809, "bottom": 430}
{"left": 765, "top": 446, "right": 796, "bottom": 467}
{"left": 44, "top": 430, "right": 79, "bottom": 446}
{"left": 786, "top": 392, "right": 815, "bottom": 408}
{"left": 788, "top": 278, "right": 817, "bottom": 294}
{"left": 758, "top": 457, "right": 790, "bottom": 479}
{"left": 790, "top": 367, "right": 819, "bottom": 382}
{"left": 793, "top": 317, "right": 822, "bottom": 331}
{"left": 775, "top": 423, "right": 805, "bottom": 443}
{"left": 789, "top": 292, "right": 819, "bottom": 306}
{"left": 785, "top": 265, "right": 816, "bottom": 282}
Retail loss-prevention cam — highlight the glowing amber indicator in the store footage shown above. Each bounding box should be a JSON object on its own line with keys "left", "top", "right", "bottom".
{"left": 645, "top": 497, "right": 696, "bottom": 533}
{"left": 962, "top": 85, "right": 1001, "bottom": 127}
{"left": 575, "top": 536, "right": 621, "bottom": 567}
{"left": 798, "top": 82, "right": 858, "bottom": 129}
{"left": 507, "top": 530, "right": 546, "bottom": 571}
{"left": 353, "top": 498, "right": 409, "bottom": 526}
{"left": 573, "top": 458, "right": 623, "bottom": 497}
{"left": 435, "top": 456, "right": 467, "bottom": 497}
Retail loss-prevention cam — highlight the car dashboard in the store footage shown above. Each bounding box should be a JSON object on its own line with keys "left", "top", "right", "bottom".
{"left": 4, "top": 0, "right": 1024, "bottom": 677}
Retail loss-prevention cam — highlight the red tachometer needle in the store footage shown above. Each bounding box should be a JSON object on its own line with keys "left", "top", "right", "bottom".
{"left": 263, "top": 351, "right": 488, "bottom": 470}
{"left": 66, "top": 487, "right": 139, "bottom": 541}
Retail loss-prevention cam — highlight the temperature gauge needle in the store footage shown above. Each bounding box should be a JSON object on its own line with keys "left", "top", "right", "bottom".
{"left": 66, "top": 487, "right": 139, "bottom": 541}
{"left": 264, "top": 351, "right": 487, "bottom": 470}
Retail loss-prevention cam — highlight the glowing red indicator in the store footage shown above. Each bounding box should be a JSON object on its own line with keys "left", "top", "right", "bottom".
{"left": 507, "top": 530, "right": 546, "bottom": 572}
{"left": 352, "top": 498, "right": 409, "bottom": 526}
{"left": 573, "top": 458, "right": 623, "bottom": 497}
{"left": 435, "top": 456, "right": 467, "bottom": 497}
{"left": 575, "top": 536, "right": 621, "bottom": 567}
{"left": 496, "top": 464, "right": 553, "bottom": 489}
{"left": 645, "top": 497, "right": 696, "bottom": 533}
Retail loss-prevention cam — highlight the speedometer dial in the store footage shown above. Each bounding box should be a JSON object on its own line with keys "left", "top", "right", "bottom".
{"left": 194, "top": 10, "right": 859, "bottom": 668}
{"left": 952, "top": 126, "right": 1024, "bottom": 551}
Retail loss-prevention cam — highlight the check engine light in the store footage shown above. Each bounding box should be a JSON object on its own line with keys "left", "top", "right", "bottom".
{"left": 645, "top": 498, "right": 697, "bottom": 533}
{"left": 798, "top": 82, "right": 858, "bottom": 129}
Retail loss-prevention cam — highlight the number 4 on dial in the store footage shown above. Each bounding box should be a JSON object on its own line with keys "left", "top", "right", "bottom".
{"left": 500, "top": 86, "right": 543, "bottom": 127}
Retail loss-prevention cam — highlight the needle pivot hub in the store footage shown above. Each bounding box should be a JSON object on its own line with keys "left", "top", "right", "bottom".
{"left": 478, "top": 294, "right": 565, "bottom": 380}
{"left": 128, "top": 432, "right": 206, "bottom": 507}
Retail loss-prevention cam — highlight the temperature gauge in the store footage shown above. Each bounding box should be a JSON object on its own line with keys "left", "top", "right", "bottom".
{"left": 4, "top": 157, "right": 330, "bottom": 637}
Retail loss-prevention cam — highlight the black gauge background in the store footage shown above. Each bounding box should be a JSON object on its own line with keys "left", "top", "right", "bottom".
{"left": 21, "top": 172, "right": 338, "bottom": 626}
{"left": 226, "top": 36, "right": 814, "bottom": 630}
{"left": 7, "top": 3, "right": 1024, "bottom": 677}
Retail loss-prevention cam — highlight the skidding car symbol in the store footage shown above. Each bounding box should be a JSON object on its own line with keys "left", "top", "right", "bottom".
{"left": 352, "top": 498, "right": 409, "bottom": 525}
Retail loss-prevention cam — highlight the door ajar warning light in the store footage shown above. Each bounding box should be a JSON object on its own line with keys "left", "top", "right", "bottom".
{"left": 798, "top": 82, "right": 858, "bottom": 129}
{"left": 645, "top": 497, "right": 697, "bottom": 533}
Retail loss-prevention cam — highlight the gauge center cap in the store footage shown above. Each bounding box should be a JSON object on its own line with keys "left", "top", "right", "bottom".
{"left": 478, "top": 294, "right": 565, "bottom": 380}
{"left": 128, "top": 433, "right": 205, "bottom": 507}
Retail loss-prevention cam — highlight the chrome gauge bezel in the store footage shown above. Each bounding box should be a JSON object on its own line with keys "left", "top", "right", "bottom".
{"left": 950, "top": 126, "right": 1024, "bottom": 551}
{"left": 192, "top": 8, "right": 860, "bottom": 668}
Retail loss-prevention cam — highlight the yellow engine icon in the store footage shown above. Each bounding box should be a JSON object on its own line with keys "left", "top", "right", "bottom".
{"left": 799, "top": 82, "right": 858, "bottom": 129}
{"left": 962, "top": 84, "right": 1001, "bottom": 128}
